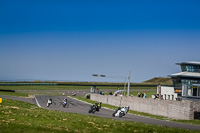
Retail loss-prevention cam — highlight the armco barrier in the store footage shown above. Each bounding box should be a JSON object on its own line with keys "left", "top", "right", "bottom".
{"left": 90, "top": 94, "right": 200, "bottom": 120}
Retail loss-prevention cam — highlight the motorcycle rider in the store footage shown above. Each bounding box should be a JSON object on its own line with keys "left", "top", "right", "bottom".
{"left": 95, "top": 102, "right": 102, "bottom": 111}
{"left": 88, "top": 102, "right": 102, "bottom": 113}
{"left": 47, "top": 98, "right": 52, "bottom": 107}
{"left": 113, "top": 106, "right": 129, "bottom": 117}
{"left": 62, "top": 98, "right": 68, "bottom": 107}
{"left": 63, "top": 98, "right": 67, "bottom": 103}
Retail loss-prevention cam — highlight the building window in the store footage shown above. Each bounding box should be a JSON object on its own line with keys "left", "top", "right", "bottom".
{"left": 193, "top": 87, "right": 197, "bottom": 96}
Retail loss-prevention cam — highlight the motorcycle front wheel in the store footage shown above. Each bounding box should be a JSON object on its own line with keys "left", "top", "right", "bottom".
{"left": 88, "top": 110, "right": 92, "bottom": 113}
{"left": 119, "top": 112, "right": 123, "bottom": 117}
{"left": 92, "top": 109, "right": 96, "bottom": 114}
{"left": 112, "top": 113, "right": 116, "bottom": 117}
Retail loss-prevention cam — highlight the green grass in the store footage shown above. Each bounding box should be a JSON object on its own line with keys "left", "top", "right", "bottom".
{"left": 0, "top": 98, "right": 198, "bottom": 133}
{"left": 0, "top": 91, "right": 28, "bottom": 97}
{"left": 0, "top": 85, "right": 156, "bottom": 90}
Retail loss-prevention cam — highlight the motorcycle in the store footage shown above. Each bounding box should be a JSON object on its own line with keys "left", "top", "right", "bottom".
{"left": 46, "top": 98, "right": 52, "bottom": 107}
{"left": 88, "top": 102, "right": 102, "bottom": 114}
{"left": 62, "top": 100, "right": 69, "bottom": 108}
{"left": 112, "top": 106, "right": 129, "bottom": 117}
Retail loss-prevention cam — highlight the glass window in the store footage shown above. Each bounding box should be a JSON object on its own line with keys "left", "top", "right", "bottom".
{"left": 182, "top": 65, "right": 200, "bottom": 72}
{"left": 193, "top": 87, "right": 197, "bottom": 96}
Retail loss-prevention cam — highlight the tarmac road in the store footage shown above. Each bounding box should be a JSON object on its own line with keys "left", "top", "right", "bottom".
{"left": 1, "top": 95, "right": 200, "bottom": 131}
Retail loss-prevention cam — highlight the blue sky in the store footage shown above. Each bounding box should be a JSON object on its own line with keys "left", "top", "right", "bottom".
{"left": 0, "top": 0, "right": 200, "bottom": 82}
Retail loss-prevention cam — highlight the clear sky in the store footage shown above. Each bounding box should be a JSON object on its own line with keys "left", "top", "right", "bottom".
{"left": 0, "top": 0, "right": 200, "bottom": 82}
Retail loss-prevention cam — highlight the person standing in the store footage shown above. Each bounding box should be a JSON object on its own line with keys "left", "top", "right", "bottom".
{"left": 137, "top": 92, "right": 141, "bottom": 97}
{"left": 144, "top": 93, "right": 146, "bottom": 98}
{"left": 141, "top": 92, "right": 144, "bottom": 98}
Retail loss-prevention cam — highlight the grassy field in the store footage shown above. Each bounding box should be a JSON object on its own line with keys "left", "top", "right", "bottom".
{"left": 0, "top": 91, "right": 28, "bottom": 97}
{"left": 0, "top": 86, "right": 157, "bottom": 99}
{"left": 0, "top": 98, "right": 198, "bottom": 133}
{"left": 0, "top": 85, "right": 156, "bottom": 90}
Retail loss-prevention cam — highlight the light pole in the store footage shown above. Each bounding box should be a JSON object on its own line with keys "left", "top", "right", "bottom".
{"left": 127, "top": 71, "right": 131, "bottom": 96}
{"left": 92, "top": 72, "right": 131, "bottom": 96}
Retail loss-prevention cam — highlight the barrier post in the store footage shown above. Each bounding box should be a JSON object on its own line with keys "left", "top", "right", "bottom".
{"left": 0, "top": 98, "right": 2, "bottom": 103}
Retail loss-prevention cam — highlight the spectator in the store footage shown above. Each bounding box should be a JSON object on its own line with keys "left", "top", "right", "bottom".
{"left": 137, "top": 92, "right": 141, "bottom": 97}
{"left": 143, "top": 93, "right": 146, "bottom": 98}
{"left": 141, "top": 92, "right": 144, "bottom": 98}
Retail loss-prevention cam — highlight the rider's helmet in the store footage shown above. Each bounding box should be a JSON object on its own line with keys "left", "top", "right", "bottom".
{"left": 126, "top": 106, "right": 130, "bottom": 110}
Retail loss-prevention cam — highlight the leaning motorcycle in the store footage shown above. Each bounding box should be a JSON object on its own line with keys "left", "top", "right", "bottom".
{"left": 46, "top": 98, "right": 52, "bottom": 107}
{"left": 62, "top": 101, "right": 69, "bottom": 108}
{"left": 88, "top": 102, "right": 102, "bottom": 114}
{"left": 112, "top": 106, "right": 129, "bottom": 117}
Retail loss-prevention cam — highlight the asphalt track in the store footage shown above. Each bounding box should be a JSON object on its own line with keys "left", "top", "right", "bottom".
{"left": 1, "top": 95, "right": 200, "bottom": 131}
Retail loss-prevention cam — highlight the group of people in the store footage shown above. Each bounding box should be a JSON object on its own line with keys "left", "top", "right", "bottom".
{"left": 99, "top": 91, "right": 104, "bottom": 95}
{"left": 137, "top": 92, "right": 146, "bottom": 98}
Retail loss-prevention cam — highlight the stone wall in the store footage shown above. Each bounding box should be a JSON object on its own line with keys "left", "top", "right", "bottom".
{"left": 90, "top": 94, "right": 200, "bottom": 120}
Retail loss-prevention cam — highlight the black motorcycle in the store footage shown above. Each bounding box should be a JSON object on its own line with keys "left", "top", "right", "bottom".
{"left": 88, "top": 102, "right": 102, "bottom": 114}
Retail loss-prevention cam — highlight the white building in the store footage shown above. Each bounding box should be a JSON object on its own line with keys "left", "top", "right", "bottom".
{"left": 160, "top": 61, "right": 200, "bottom": 101}
{"left": 157, "top": 86, "right": 178, "bottom": 100}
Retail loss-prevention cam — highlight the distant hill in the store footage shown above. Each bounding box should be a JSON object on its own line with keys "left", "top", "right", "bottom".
{"left": 141, "top": 77, "right": 173, "bottom": 85}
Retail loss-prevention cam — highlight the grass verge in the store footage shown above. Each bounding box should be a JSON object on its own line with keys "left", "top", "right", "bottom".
{"left": 0, "top": 85, "right": 156, "bottom": 90}
{"left": 0, "top": 91, "right": 28, "bottom": 97}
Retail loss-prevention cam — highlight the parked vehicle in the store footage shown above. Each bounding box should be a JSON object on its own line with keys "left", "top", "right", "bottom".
{"left": 112, "top": 106, "right": 129, "bottom": 117}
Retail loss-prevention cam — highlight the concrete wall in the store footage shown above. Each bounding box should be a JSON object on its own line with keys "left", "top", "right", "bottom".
{"left": 91, "top": 94, "right": 200, "bottom": 120}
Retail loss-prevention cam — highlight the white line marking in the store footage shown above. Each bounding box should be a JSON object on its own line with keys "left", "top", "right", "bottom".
{"left": 34, "top": 95, "right": 41, "bottom": 107}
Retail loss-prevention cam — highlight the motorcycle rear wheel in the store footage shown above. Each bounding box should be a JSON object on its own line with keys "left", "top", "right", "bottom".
{"left": 119, "top": 112, "right": 123, "bottom": 117}
{"left": 112, "top": 113, "right": 116, "bottom": 117}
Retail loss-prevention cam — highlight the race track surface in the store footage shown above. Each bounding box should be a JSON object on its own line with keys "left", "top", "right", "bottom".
{"left": 1, "top": 95, "right": 200, "bottom": 131}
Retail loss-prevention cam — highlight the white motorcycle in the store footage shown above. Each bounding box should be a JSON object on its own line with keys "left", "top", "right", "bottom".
{"left": 47, "top": 98, "right": 52, "bottom": 107}
{"left": 112, "top": 106, "right": 129, "bottom": 117}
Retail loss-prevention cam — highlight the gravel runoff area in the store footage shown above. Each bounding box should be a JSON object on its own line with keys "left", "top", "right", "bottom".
{"left": 1, "top": 95, "right": 200, "bottom": 131}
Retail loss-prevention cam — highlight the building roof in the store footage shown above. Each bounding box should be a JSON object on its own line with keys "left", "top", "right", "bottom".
{"left": 176, "top": 61, "right": 200, "bottom": 66}
{"left": 169, "top": 72, "right": 200, "bottom": 78}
